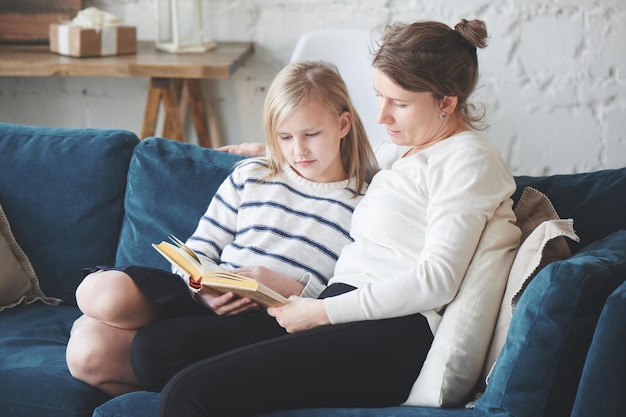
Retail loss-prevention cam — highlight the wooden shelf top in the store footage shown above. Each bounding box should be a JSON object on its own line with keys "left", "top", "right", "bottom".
{"left": 0, "top": 40, "right": 254, "bottom": 79}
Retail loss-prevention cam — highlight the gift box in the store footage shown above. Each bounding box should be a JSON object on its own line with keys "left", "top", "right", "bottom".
{"left": 49, "top": 23, "right": 137, "bottom": 57}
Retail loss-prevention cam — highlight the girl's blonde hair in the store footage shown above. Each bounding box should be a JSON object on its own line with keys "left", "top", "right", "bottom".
{"left": 263, "top": 60, "right": 378, "bottom": 196}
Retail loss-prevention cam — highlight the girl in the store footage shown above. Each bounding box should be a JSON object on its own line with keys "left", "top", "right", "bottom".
{"left": 65, "top": 60, "right": 378, "bottom": 396}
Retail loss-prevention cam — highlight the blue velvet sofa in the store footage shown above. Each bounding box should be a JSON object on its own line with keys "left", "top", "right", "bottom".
{"left": 1, "top": 122, "right": 625, "bottom": 417}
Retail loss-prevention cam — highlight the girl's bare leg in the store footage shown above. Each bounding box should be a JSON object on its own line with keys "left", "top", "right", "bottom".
{"left": 67, "top": 316, "right": 141, "bottom": 396}
{"left": 66, "top": 270, "right": 159, "bottom": 396}
{"left": 76, "top": 270, "right": 159, "bottom": 329}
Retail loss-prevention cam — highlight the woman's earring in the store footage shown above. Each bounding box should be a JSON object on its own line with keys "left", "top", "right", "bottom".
{"left": 441, "top": 113, "right": 448, "bottom": 120}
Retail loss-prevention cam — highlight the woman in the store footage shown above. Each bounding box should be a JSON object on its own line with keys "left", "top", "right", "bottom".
{"left": 138, "top": 19, "right": 521, "bottom": 416}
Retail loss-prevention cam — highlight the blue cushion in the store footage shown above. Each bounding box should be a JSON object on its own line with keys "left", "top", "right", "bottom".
{"left": 258, "top": 408, "right": 475, "bottom": 417}
{"left": 513, "top": 168, "right": 626, "bottom": 253}
{"left": 571, "top": 279, "right": 626, "bottom": 417}
{"left": 94, "top": 391, "right": 476, "bottom": 417}
{"left": 476, "top": 230, "right": 626, "bottom": 417}
{"left": 0, "top": 304, "right": 110, "bottom": 417}
{"left": 93, "top": 392, "right": 159, "bottom": 417}
{"left": 115, "top": 137, "right": 245, "bottom": 268}
{"left": 0, "top": 123, "right": 138, "bottom": 305}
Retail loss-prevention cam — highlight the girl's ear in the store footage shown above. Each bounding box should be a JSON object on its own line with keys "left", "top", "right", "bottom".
{"left": 339, "top": 111, "right": 352, "bottom": 137}
{"left": 440, "top": 96, "right": 458, "bottom": 115}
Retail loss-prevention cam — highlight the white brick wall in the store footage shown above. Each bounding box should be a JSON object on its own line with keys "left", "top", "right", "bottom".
{"left": 1, "top": 0, "right": 624, "bottom": 175}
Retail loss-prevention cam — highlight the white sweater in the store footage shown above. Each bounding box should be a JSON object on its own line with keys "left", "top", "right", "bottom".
{"left": 186, "top": 159, "right": 366, "bottom": 298}
{"left": 325, "top": 131, "right": 519, "bottom": 330}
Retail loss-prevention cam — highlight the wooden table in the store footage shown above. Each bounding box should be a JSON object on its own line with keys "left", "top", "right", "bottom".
{"left": 0, "top": 40, "right": 254, "bottom": 147}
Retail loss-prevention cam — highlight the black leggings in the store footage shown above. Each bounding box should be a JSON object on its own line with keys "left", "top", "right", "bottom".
{"left": 132, "top": 309, "right": 287, "bottom": 392}
{"left": 132, "top": 284, "right": 355, "bottom": 391}
{"left": 141, "top": 284, "right": 433, "bottom": 417}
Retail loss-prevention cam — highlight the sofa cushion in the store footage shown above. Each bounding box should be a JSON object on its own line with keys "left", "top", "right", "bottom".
{"left": 93, "top": 391, "right": 159, "bottom": 417}
{"left": 570, "top": 279, "right": 626, "bottom": 417}
{"left": 0, "top": 202, "right": 61, "bottom": 310}
{"left": 476, "top": 229, "right": 626, "bottom": 417}
{"left": 513, "top": 167, "right": 626, "bottom": 253}
{"left": 93, "top": 391, "right": 475, "bottom": 417}
{"left": 0, "top": 123, "right": 138, "bottom": 305}
{"left": 0, "top": 304, "right": 110, "bottom": 417}
{"left": 115, "top": 137, "right": 245, "bottom": 268}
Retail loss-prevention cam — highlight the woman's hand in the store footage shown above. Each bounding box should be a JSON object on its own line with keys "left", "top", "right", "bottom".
{"left": 267, "top": 297, "right": 330, "bottom": 333}
{"left": 194, "top": 291, "right": 259, "bottom": 316}
{"left": 232, "top": 266, "right": 304, "bottom": 298}
{"left": 217, "top": 142, "right": 266, "bottom": 157}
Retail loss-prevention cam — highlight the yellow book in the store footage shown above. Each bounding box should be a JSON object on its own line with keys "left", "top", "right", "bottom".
{"left": 152, "top": 235, "right": 288, "bottom": 308}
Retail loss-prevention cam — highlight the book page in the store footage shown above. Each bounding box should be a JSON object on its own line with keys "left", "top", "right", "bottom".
{"left": 168, "top": 235, "right": 223, "bottom": 275}
{"left": 152, "top": 241, "right": 202, "bottom": 280}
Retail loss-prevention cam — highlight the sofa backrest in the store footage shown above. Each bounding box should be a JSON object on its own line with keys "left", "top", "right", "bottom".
{"left": 2, "top": 121, "right": 625, "bottom": 308}
{"left": 513, "top": 168, "right": 626, "bottom": 253}
{"left": 0, "top": 123, "right": 139, "bottom": 306}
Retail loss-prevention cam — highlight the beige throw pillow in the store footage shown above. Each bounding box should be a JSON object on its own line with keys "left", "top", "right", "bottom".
{"left": 404, "top": 198, "right": 520, "bottom": 407}
{"left": 0, "top": 203, "right": 61, "bottom": 311}
{"left": 404, "top": 187, "right": 578, "bottom": 407}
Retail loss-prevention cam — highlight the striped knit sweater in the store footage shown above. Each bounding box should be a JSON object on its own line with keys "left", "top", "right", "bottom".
{"left": 185, "top": 158, "right": 367, "bottom": 298}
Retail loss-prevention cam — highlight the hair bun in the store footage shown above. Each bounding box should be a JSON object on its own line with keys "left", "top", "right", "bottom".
{"left": 454, "top": 19, "right": 488, "bottom": 48}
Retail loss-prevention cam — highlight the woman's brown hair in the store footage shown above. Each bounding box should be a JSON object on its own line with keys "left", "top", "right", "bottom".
{"left": 372, "top": 19, "right": 489, "bottom": 129}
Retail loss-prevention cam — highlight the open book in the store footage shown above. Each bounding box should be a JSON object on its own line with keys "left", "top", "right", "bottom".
{"left": 152, "top": 235, "right": 288, "bottom": 307}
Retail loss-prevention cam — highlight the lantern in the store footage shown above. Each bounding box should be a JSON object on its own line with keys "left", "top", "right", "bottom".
{"left": 153, "top": 0, "right": 216, "bottom": 53}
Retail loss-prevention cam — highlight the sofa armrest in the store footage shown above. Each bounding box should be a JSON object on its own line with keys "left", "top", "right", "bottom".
{"left": 571, "top": 279, "right": 626, "bottom": 417}
{"left": 475, "top": 230, "right": 626, "bottom": 417}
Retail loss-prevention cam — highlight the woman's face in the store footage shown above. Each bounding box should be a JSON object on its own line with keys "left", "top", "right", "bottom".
{"left": 374, "top": 69, "right": 448, "bottom": 150}
{"left": 276, "top": 98, "right": 350, "bottom": 183}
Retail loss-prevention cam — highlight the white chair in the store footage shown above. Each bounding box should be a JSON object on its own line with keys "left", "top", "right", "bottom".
{"left": 289, "top": 29, "right": 388, "bottom": 142}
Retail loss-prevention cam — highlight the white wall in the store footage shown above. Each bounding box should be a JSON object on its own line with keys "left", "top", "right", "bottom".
{"left": 1, "top": 0, "right": 625, "bottom": 176}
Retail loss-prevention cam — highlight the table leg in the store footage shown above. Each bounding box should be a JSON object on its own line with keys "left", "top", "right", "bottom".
{"left": 162, "top": 79, "right": 183, "bottom": 138}
{"left": 186, "top": 79, "right": 214, "bottom": 148}
{"left": 140, "top": 77, "right": 220, "bottom": 147}
{"left": 160, "top": 78, "right": 184, "bottom": 141}
{"left": 141, "top": 78, "right": 162, "bottom": 139}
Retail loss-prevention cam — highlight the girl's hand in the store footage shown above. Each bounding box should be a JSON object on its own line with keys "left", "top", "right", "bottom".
{"left": 267, "top": 296, "right": 330, "bottom": 333}
{"left": 232, "top": 266, "right": 305, "bottom": 298}
{"left": 195, "top": 291, "right": 259, "bottom": 316}
{"left": 217, "top": 142, "right": 266, "bottom": 157}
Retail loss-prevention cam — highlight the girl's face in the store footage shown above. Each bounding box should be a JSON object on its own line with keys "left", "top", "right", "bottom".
{"left": 277, "top": 99, "right": 350, "bottom": 183}
{"left": 374, "top": 69, "right": 450, "bottom": 150}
